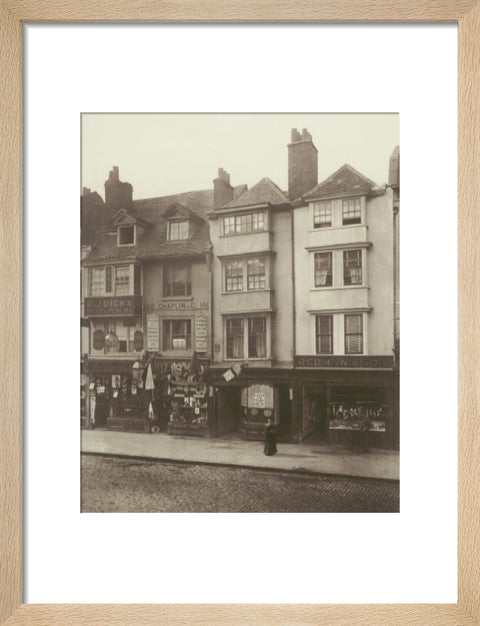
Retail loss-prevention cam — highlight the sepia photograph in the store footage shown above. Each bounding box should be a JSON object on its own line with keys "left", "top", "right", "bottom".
{"left": 80, "top": 113, "right": 400, "bottom": 513}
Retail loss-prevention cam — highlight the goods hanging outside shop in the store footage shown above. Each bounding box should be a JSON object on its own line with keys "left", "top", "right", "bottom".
{"left": 166, "top": 353, "right": 209, "bottom": 437}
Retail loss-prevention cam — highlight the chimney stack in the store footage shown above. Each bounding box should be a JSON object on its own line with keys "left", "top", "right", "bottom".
{"left": 288, "top": 128, "right": 318, "bottom": 200}
{"left": 104, "top": 166, "right": 133, "bottom": 215}
{"left": 213, "top": 167, "right": 234, "bottom": 209}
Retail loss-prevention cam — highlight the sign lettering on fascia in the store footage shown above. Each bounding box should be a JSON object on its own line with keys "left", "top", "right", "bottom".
{"left": 146, "top": 301, "right": 209, "bottom": 311}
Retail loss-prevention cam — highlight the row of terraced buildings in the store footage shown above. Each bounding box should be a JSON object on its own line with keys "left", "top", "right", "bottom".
{"left": 81, "top": 129, "right": 400, "bottom": 449}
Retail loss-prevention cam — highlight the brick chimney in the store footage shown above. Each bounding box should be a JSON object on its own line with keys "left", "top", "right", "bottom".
{"left": 213, "top": 168, "right": 234, "bottom": 209}
{"left": 288, "top": 128, "right": 318, "bottom": 200}
{"left": 104, "top": 166, "right": 133, "bottom": 214}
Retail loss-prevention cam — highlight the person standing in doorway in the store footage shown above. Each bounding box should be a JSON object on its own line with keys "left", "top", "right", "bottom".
{"left": 264, "top": 418, "right": 278, "bottom": 456}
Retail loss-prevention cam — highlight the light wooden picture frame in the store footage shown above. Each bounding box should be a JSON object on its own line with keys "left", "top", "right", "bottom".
{"left": 1, "top": 2, "right": 478, "bottom": 624}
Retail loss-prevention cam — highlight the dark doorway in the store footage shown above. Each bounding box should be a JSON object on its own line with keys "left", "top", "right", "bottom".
{"left": 215, "top": 387, "right": 241, "bottom": 437}
{"left": 277, "top": 385, "right": 292, "bottom": 440}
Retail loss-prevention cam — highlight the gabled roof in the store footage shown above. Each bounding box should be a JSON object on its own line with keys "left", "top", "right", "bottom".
{"left": 112, "top": 208, "right": 150, "bottom": 229}
{"left": 221, "top": 177, "right": 290, "bottom": 209}
{"left": 163, "top": 202, "right": 204, "bottom": 222}
{"left": 303, "top": 164, "right": 379, "bottom": 200}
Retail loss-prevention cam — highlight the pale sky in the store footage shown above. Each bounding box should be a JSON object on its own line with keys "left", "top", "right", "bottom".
{"left": 81, "top": 113, "right": 399, "bottom": 201}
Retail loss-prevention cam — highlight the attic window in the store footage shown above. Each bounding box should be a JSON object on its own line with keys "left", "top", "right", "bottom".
{"left": 118, "top": 225, "right": 135, "bottom": 246}
{"left": 168, "top": 220, "right": 189, "bottom": 241}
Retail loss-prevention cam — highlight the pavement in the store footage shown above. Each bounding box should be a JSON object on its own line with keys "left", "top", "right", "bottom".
{"left": 81, "top": 429, "right": 399, "bottom": 481}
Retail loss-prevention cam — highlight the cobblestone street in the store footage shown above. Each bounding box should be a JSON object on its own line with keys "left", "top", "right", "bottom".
{"left": 81, "top": 454, "right": 399, "bottom": 513}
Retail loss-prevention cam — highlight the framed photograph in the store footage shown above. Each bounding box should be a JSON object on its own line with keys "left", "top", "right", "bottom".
{"left": 1, "top": 2, "right": 478, "bottom": 624}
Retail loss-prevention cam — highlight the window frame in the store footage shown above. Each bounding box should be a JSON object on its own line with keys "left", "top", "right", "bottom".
{"left": 314, "top": 251, "right": 333, "bottom": 288}
{"left": 162, "top": 318, "right": 192, "bottom": 351}
{"left": 315, "top": 315, "right": 333, "bottom": 354}
{"left": 167, "top": 219, "right": 189, "bottom": 241}
{"left": 117, "top": 225, "right": 135, "bottom": 246}
{"left": 313, "top": 201, "right": 332, "bottom": 229}
{"left": 88, "top": 264, "right": 132, "bottom": 297}
{"left": 223, "top": 256, "right": 267, "bottom": 292}
{"left": 225, "top": 315, "right": 269, "bottom": 360}
{"left": 343, "top": 249, "right": 363, "bottom": 286}
{"left": 222, "top": 211, "right": 265, "bottom": 236}
{"left": 225, "top": 260, "right": 244, "bottom": 292}
{"left": 344, "top": 314, "right": 363, "bottom": 354}
{"left": 342, "top": 197, "right": 362, "bottom": 225}
{"left": 114, "top": 265, "right": 130, "bottom": 296}
{"left": 163, "top": 263, "right": 192, "bottom": 298}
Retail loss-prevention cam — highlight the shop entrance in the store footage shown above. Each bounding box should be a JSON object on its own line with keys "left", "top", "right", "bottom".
{"left": 302, "top": 386, "right": 328, "bottom": 442}
{"left": 277, "top": 385, "right": 292, "bottom": 440}
{"left": 215, "top": 387, "right": 241, "bottom": 437}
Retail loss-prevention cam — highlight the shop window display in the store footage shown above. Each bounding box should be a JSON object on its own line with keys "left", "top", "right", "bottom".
{"left": 166, "top": 354, "right": 208, "bottom": 436}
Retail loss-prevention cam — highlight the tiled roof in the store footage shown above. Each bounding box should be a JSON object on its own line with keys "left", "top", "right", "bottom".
{"left": 222, "top": 177, "right": 290, "bottom": 209}
{"left": 83, "top": 188, "right": 214, "bottom": 264}
{"left": 303, "top": 164, "right": 378, "bottom": 200}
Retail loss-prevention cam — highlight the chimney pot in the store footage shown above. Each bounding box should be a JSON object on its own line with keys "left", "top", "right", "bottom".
{"left": 288, "top": 128, "right": 318, "bottom": 200}
{"left": 291, "top": 128, "right": 302, "bottom": 142}
{"left": 214, "top": 168, "right": 234, "bottom": 208}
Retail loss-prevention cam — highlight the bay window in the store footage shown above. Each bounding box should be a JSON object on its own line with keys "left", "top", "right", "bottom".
{"left": 89, "top": 265, "right": 132, "bottom": 296}
{"left": 223, "top": 256, "right": 267, "bottom": 292}
{"left": 226, "top": 316, "right": 268, "bottom": 359}
{"left": 222, "top": 211, "right": 265, "bottom": 235}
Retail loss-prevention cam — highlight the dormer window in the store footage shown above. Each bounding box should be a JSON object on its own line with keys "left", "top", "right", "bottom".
{"left": 118, "top": 225, "right": 135, "bottom": 246}
{"left": 168, "top": 220, "right": 189, "bottom": 241}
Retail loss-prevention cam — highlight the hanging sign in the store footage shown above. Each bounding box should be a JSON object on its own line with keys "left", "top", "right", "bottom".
{"left": 223, "top": 368, "right": 235, "bottom": 382}
{"left": 147, "top": 314, "right": 160, "bottom": 351}
{"left": 194, "top": 315, "right": 208, "bottom": 352}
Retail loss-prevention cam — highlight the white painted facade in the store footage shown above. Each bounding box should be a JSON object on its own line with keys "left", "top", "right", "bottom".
{"left": 294, "top": 187, "right": 395, "bottom": 358}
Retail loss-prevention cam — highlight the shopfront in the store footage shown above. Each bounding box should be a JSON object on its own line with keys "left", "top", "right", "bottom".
{"left": 87, "top": 354, "right": 211, "bottom": 435}
{"left": 209, "top": 367, "right": 294, "bottom": 441}
{"left": 294, "top": 355, "right": 399, "bottom": 449}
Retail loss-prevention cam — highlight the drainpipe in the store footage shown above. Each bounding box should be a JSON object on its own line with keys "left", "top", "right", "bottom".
{"left": 290, "top": 204, "right": 297, "bottom": 441}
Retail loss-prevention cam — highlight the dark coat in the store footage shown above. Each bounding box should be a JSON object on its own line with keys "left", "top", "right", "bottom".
{"left": 264, "top": 423, "right": 278, "bottom": 456}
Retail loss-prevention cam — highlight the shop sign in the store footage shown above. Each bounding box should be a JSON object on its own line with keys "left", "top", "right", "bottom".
{"left": 247, "top": 384, "right": 274, "bottom": 409}
{"left": 173, "top": 338, "right": 186, "bottom": 349}
{"left": 147, "top": 314, "right": 160, "bottom": 351}
{"left": 146, "top": 301, "right": 209, "bottom": 311}
{"left": 85, "top": 295, "right": 142, "bottom": 317}
{"left": 295, "top": 355, "right": 394, "bottom": 369}
{"left": 223, "top": 369, "right": 235, "bottom": 382}
{"left": 194, "top": 314, "right": 208, "bottom": 352}
{"left": 253, "top": 392, "right": 266, "bottom": 408}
